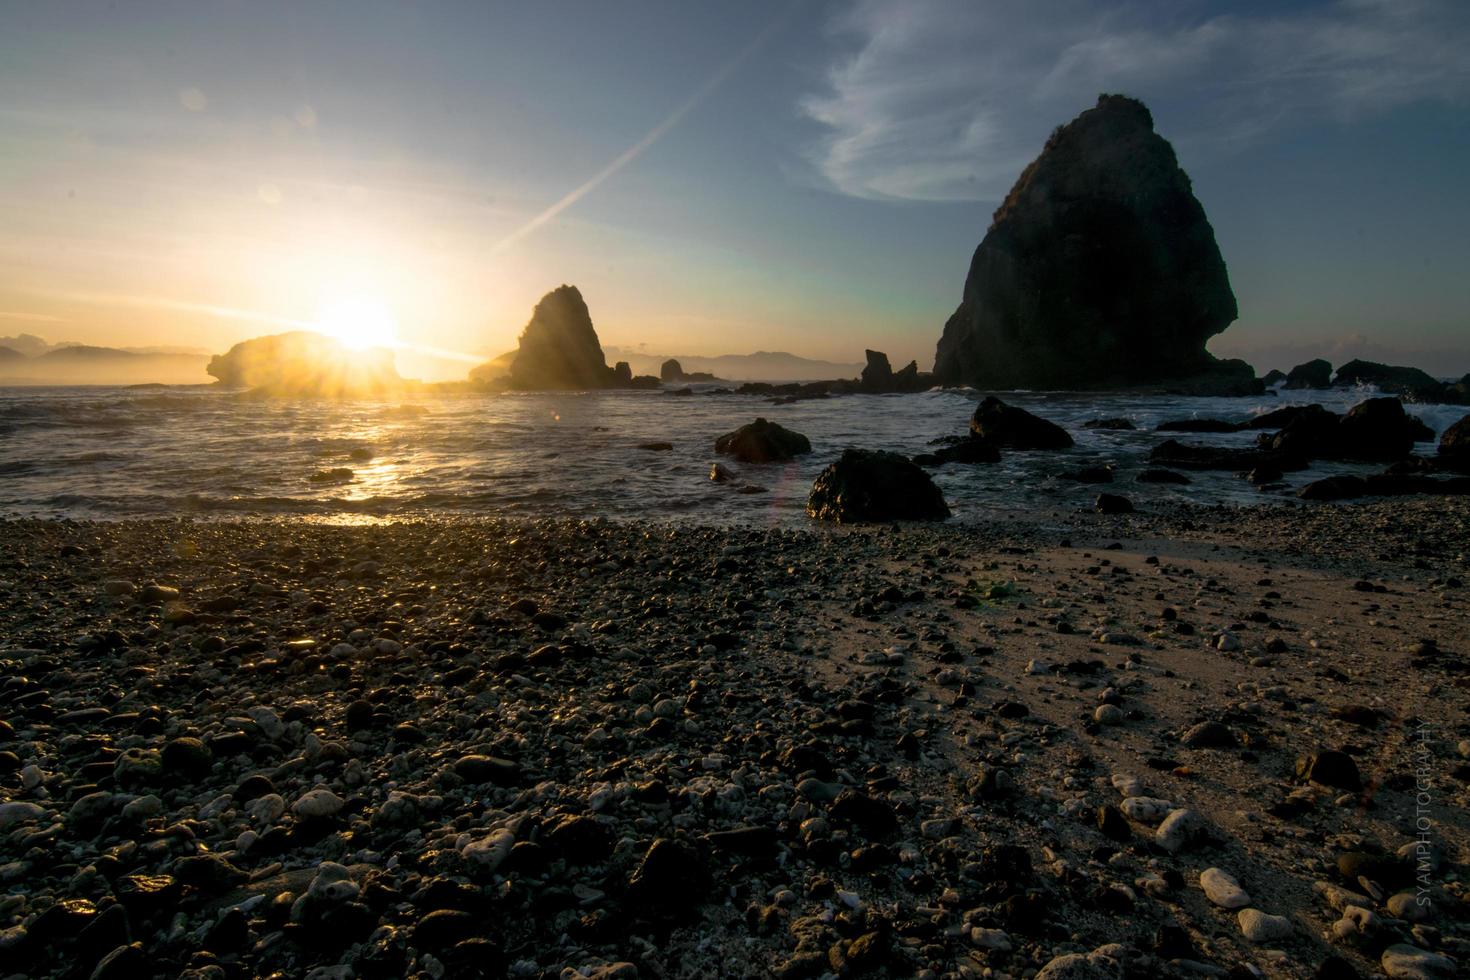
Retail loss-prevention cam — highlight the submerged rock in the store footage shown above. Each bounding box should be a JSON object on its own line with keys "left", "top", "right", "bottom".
{"left": 934, "top": 95, "right": 1247, "bottom": 393}
{"left": 970, "top": 397, "right": 1073, "bottom": 449}
{"left": 715, "top": 418, "right": 812, "bottom": 463}
{"left": 807, "top": 449, "right": 949, "bottom": 523}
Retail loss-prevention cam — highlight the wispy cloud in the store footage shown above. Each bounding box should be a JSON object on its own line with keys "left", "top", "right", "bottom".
{"left": 802, "top": 0, "right": 1470, "bottom": 201}
{"left": 0, "top": 310, "right": 67, "bottom": 323}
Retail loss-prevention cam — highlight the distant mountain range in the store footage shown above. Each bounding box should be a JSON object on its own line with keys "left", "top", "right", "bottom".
{"left": 0, "top": 334, "right": 210, "bottom": 384}
{"left": 602, "top": 347, "right": 864, "bottom": 382}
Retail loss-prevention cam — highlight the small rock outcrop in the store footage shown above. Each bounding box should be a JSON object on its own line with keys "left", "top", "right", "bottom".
{"left": 1283, "top": 358, "right": 1332, "bottom": 389}
{"left": 714, "top": 419, "right": 812, "bottom": 463}
{"left": 807, "top": 449, "right": 950, "bottom": 523}
{"left": 860, "top": 350, "right": 927, "bottom": 393}
{"left": 933, "top": 95, "right": 1249, "bottom": 394}
{"left": 1261, "top": 369, "right": 1287, "bottom": 386}
{"left": 660, "top": 359, "right": 717, "bottom": 383}
{"left": 206, "top": 332, "right": 402, "bottom": 397}
{"left": 970, "top": 397, "right": 1073, "bottom": 449}
{"left": 1270, "top": 397, "right": 1429, "bottom": 463}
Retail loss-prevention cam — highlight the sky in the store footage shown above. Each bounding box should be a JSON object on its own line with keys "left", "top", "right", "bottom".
{"left": 2, "top": 0, "right": 1468, "bottom": 380}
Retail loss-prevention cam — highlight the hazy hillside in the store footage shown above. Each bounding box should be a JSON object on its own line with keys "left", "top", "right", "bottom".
{"left": 602, "top": 347, "right": 863, "bottom": 382}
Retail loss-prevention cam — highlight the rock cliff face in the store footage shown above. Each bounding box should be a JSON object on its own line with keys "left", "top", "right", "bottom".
{"left": 507, "top": 286, "right": 619, "bottom": 391}
{"left": 933, "top": 95, "right": 1247, "bottom": 392}
{"left": 206, "top": 332, "right": 402, "bottom": 397}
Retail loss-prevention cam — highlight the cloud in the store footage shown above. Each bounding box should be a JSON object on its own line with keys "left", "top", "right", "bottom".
{"left": 802, "top": 0, "right": 1470, "bottom": 201}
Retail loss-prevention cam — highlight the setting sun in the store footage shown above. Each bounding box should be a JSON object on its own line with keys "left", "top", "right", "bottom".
{"left": 313, "top": 295, "right": 400, "bottom": 350}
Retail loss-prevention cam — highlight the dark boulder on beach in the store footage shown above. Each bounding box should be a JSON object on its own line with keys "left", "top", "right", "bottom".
{"left": 1284, "top": 359, "right": 1332, "bottom": 389}
{"left": 914, "top": 437, "right": 1000, "bottom": 467}
{"left": 1094, "top": 493, "right": 1134, "bottom": 514}
{"left": 1439, "top": 414, "right": 1470, "bottom": 470}
{"left": 807, "top": 449, "right": 949, "bottom": 523}
{"left": 970, "top": 397, "right": 1073, "bottom": 449}
{"left": 933, "top": 95, "right": 1246, "bottom": 393}
{"left": 715, "top": 418, "right": 812, "bottom": 463}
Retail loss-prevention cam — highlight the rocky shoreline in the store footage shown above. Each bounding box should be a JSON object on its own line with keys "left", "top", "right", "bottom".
{"left": 1, "top": 503, "right": 1466, "bottom": 979}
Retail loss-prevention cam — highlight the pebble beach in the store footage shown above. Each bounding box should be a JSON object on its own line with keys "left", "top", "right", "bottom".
{"left": 1, "top": 500, "right": 1467, "bottom": 979}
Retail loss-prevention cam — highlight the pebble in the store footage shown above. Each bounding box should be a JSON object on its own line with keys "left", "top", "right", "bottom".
{"left": 1200, "top": 868, "right": 1250, "bottom": 909}
{"left": 1155, "top": 808, "right": 1210, "bottom": 853}
{"left": 1237, "top": 908, "right": 1293, "bottom": 943}
{"left": 290, "top": 788, "right": 343, "bottom": 820}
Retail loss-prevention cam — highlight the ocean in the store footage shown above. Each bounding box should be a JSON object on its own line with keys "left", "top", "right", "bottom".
{"left": 0, "top": 384, "right": 1463, "bottom": 524}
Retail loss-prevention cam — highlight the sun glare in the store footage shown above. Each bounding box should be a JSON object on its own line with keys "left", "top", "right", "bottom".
{"left": 314, "top": 295, "right": 400, "bottom": 350}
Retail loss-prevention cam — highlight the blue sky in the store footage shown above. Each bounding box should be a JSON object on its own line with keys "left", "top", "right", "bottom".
{"left": 1, "top": 0, "right": 1467, "bottom": 379}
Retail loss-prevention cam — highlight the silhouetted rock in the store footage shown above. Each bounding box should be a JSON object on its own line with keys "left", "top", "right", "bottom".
{"left": 807, "top": 450, "right": 949, "bottom": 523}
{"left": 206, "top": 332, "right": 402, "bottom": 397}
{"left": 660, "top": 358, "right": 716, "bottom": 383}
{"left": 715, "top": 418, "right": 812, "bottom": 463}
{"left": 506, "top": 286, "right": 621, "bottom": 390}
{"left": 1261, "top": 369, "right": 1286, "bottom": 386}
{"left": 613, "top": 361, "right": 633, "bottom": 385}
{"left": 860, "top": 350, "right": 928, "bottom": 393}
{"left": 1284, "top": 358, "right": 1332, "bottom": 389}
{"left": 970, "top": 397, "right": 1073, "bottom": 449}
{"left": 933, "top": 95, "right": 1246, "bottom": 393}
{"left": 1333, "top": 360, "right": 1439, "bottom": 397}
{"left": 1149, "top": 439, "right": 1304, "bottom": 472}
{"left": 1299, "top": 476, "right": 1366, "bottom": 501}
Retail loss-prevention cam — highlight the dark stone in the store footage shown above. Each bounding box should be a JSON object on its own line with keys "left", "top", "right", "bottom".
{"left": 1096, "top": 804, "right": 1132, "bottom": 841}
{"left": 1316, "top": 955, "right": 1361, "bottom": 980}
{"left": 1299, "top": 476, "right": 1367, "bottom": 501}
{"left": 161, "top": 737, "right": 213, "bottom": 782}
{"left": 412, "top": 909, "right": 478, "bottom": 951}
{"left": 1083, "top": 417, "right": 1135, "bottom": 430}
{"left": 828, "top": 789, "right": 898, "bottom": 837}
{"left": 345, "top": 699, "right": 375, "bottom": 732}
{"left": 1438, "top": 414, "right": 1470, "bottom": 470}
{"left": 1248, "top": 465, "right": 1283, "bottom": 486}
{"left": 1149, "top": 439, "right": 1301, "bottom": 472}
{"left": 626, "top": 838, "right": 710, "bottom": 920}
{"left": 1262, "top": 369, "right": 1287, "bottom": 386}
{"left": 661, "top": 358, "right": 683, "bottom": 382}
{"left": 715, "top": 418, "right": 812, "bottom": 463}
{"left": 543, "top": 813, "right": 612, "bottom": 864}
{"left": 174, "top": 854, "right": 248, "bottom": 892}
{"left": 204, "top": 907, "right": 251, "bottom": 954}
{"left": 807, "top": 449, "right": 949, "bottom": 523}
{"left": 1094, "top": 493, "right": 1133, "bottom": 514}
{"left": 934, "top": 95, "right": 1243, "bottom": 393}
{"left": 1136, "top": 468, "right": 1190, "bottom": 484}
{"left": 1284, "top": 358, "right": 1333, "bottom": 389}
{"left": 914, "top": 437, "right": 1001, "bottom": 467}
{"left": 1181, "top": 721, "right": 1236, "bottom": 748}
{"left": 706, "top": 825, "right": 780, "bottom": 857}
{"left": 1336, "top": 397, "right": 1425, "bottom": 460}
{"left": 969, "top": 397, "right": 1073, "bottom": 449}
{"left": 90, "top": 943, "right": 146, "bottom": 980}
{"left": 452, "top": 755, "right": 520, "bottom": 786}
{"left": 1298, "top": 750, "right": 1361, "bottom": 791}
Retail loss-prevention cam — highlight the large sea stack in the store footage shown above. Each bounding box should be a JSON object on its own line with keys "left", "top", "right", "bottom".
{"left": 507, "top": 285, "right": 620, "bottom": 391}
{"left": 933, "top": 95, "right": 1255, "bottom": 394}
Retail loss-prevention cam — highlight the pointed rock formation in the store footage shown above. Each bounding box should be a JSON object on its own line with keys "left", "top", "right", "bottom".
{"left": 934, "top": 95, "right": 1253, "bottom": 394}
{"left": 507, "top": 286, "right": 618, "bottom": 390}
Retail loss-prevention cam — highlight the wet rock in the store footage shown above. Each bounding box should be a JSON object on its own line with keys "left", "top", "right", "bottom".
{"left": 969, "top": 397, "right": 1074, "bottom": 449}
{"left": 89, "top": 943, "right": 146, "bottom": 980}
{"left": 1094, "top": 493, "right": 1133, "bottom": 514}
{"left": 451, "top": 755, "right": 520, "bottom": 785}
{"left": 807, "top": 449, "right": 949, "bottom": 523}
{"left": 544, "top": 813, "right": 612, "bottom": 864}
{"left": 626, "top": 838, "right": 710, "bottom": 920}
{"left": 161, "top": 737, "right": 213, "bottom": 782}
{"left": 715, "top": 418, "right": 812, "bottom": 463}
{"left": 1285, "top": 358, "right": 1333, "bottom": 389}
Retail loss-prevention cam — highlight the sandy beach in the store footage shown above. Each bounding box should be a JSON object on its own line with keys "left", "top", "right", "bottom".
{"left": 1, "top": 500, "right": 1466, "bottom": 979}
